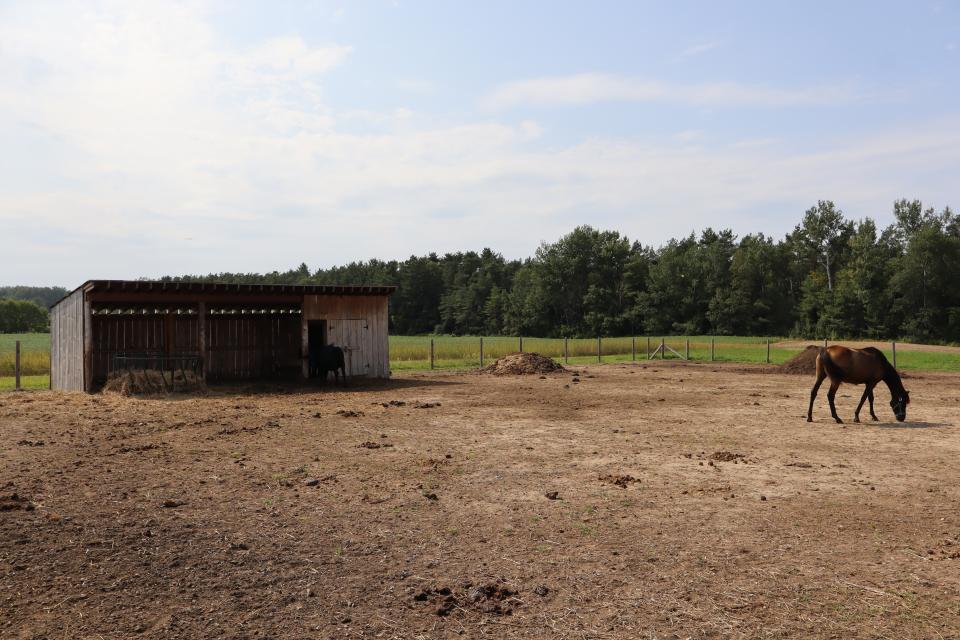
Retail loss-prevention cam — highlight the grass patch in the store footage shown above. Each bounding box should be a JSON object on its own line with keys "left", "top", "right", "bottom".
{"left": 0, "top": 333, "right": 50, "bottom": 376}
{"left": 0, "top": 375, "right": 49, "bottom": 391}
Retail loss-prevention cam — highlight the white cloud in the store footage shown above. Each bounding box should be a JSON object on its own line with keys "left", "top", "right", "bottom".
{"left": 1, "top": 2, "right": 957, "bottom": 285}
{"left": 481, "top": 73, "right": 863, "bottom": 110}
{"left": 679, "top": 41, "right": 724, "bottom": 58}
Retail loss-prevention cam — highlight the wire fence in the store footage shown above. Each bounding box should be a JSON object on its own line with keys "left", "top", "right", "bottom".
{"left": 388, "top": 335, "right": 801, "bottom": 370}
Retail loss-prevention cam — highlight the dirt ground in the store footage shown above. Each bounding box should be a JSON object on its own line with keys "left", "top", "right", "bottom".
{"left": 2, "top": 362, "right": 959, "bottom": 639}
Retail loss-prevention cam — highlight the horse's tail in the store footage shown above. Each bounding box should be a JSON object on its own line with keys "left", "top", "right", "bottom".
{"left": 817, "top": 347, "right": 842, "bottom": 379}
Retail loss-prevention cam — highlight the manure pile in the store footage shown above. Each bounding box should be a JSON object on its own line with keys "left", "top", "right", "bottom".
{"left": 778, "top": 345, "right": 820, "bottom": 375}
{"left": 483, "top": 352, "right": 565, "bottom": 375}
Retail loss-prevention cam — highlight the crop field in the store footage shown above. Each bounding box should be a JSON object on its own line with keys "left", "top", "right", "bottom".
{"left": 3, "top": 361, "right": 960, "bottom": 638}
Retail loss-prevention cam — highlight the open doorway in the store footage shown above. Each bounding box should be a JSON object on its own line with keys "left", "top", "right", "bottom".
{"left": 307, "top": 320, "right": 327, "bottom": 378}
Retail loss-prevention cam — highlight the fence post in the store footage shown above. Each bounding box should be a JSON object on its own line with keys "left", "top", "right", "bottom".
{"left": 685, "top": 339, "right": 689, "bottom": 360}
{"left": 647, "top": 337, "right": 651, "bottom": 359}
{"left": 892, "top": 341, "right": 897, "bottom": 368}
{"left": 430, "top": 338, "right": 434, "bottom": 370}
{"left": 479, "top": 337, "right": 484, "bottom": 368}
{"left": 564, "top": 337, "right": 568, "bottom": 364}
{"left": 631, "top": 336, "right": 636, "bottom": 361}
{"left": 766, "top": 339, "right": 771, "bottom": 364}
{"left": 711, "top": 338, "right": 715, "bottom": 362}
{"left": 597, "top": 337, "right": 602, "bottom": 363}
{"left": 660, "top": 338, "right": 665, "bottom": 360}
{"left": 824, "top": 338, "right": 828, "bottom": 347}
{"left": 519, "top": 336, "right": 523, "bottom": 353}
{"left": 15, "top": 340, "right": 21, "bottom": 391}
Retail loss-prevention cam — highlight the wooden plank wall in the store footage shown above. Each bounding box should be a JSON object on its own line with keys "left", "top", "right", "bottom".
{"left": 206, "top": 314, "right": 301, "bottom": 381}
{"left": 50, "top": 289, "right": 85, "bottom": 391}
{"left": 302, "top": 295, "right": 390, "bottom": 378}
{"left": 89, "top": 315, "right": 177, "bottom": 384}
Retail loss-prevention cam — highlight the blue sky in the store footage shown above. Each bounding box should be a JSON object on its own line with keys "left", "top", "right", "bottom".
{"left": 2, "top": 0, "right": 958, "bottom": 285}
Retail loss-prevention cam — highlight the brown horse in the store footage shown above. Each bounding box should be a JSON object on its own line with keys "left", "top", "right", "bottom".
{"left": 808, "top": 346, "right": 910, "bottom": 423}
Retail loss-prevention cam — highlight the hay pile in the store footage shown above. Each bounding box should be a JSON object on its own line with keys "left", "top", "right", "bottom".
{"left": 778, "top": 345, "right": 820, "bottom": 375}
{"left": 103, "top": 369, "right": 205, "bottom": 396}
{"left": 482, "top": 352, "right": 565, "bottom": 376}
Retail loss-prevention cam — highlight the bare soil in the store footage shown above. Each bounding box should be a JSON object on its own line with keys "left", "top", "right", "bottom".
{"left": 2, "top": 362, "right": 959, "bottom": 639}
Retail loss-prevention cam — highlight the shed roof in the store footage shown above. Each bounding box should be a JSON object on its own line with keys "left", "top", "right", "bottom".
{"left": 52, "top": 279, "right": 396, "bottom": 308}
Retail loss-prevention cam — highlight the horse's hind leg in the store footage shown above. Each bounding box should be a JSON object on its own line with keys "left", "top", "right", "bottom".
{"left": 807, "top": 370, "right": 827, "bottom": 422}
{"left": 867, "top": 386, "right": 879, "bottom": 421}
{"left": 827, "top": 381, "right": 843, "bottom": 424}
{"left": 854, "top": 386, "right": 871, "bottom": 423}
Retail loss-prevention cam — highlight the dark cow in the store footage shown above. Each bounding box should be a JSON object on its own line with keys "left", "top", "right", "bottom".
{"left": 310, "top": 344, "right": 346, "bottom": 385}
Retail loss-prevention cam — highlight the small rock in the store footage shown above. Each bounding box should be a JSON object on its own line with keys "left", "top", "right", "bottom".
{"left": 545, "top": 491, "right": 560, "bottom": 500}
{"left": 303, "top": 478, "right": 320, "bottom": 487}
{"left": 760, "top": 495, "right": 767, "bottom": 501}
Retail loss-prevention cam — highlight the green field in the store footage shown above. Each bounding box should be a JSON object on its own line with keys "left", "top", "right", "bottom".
{"left": 3, "top": 333, "right": 960, "bottom": 391}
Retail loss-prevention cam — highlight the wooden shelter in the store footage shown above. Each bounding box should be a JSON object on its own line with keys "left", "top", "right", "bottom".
{"left": 49, "top": 280, "right": 395, "bottom": 392}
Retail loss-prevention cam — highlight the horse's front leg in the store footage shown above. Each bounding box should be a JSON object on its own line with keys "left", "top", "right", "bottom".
{"left": 827, "top": 381, "right": 843, "bottom": 424}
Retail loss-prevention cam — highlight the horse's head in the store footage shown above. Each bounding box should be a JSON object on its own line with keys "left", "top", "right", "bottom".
{"left": 890, "top": 390, "right": 910, "bottom": 422}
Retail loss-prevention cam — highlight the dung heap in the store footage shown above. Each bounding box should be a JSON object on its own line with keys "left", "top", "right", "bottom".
{"left": 482, "top": 352, "right": 566, "bottom": 376}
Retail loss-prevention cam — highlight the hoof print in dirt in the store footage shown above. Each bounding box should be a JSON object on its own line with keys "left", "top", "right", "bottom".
{"left": 544, "top": 491, "right": 560, "bottom": 500}
{"left": 336, "top": 410, "right": 364, "bottom": 418}
{"left": 415, "top": 582, "right": 519, "bottom": 617}
{"left": 600, "top": 474, "right": 640, "bottom": 488}
{"left": 0, "top": 494, "right": 35, "bottom": 512}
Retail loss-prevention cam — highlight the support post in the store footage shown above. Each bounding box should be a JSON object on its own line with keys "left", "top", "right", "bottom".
{"left": 197, "top": 301, "right": 208, "bottom": 380}
{"left": 564, "top": 337, "right": 568, "bottom": 364}
{"left": 646, "top": 337, "right": 651, "bottom": 359}
{"left": 892, "top": 341, "right": 897, "bottom": 368}
{"left": 479, "top": 337, "right": 484, "bottom": 368}
{"left": 766, "top": 339, "right": 771, "bottom": 364}
{"left": 519, "top": 336, "right": 523, "bottom": 353}
{"left": 301, "top": 310, "right": 309, "bottom": 379}
{"left": 430, "top": 338, "right": 435, "bottom": 370}
{"left": 711, "top": 338, "right": 715, "bottom": 361}
{"left": 631, "top": 336, "right": 636, "bottom": 361}
{"left": 824, "top": 338, "right": 828, "bottom": 347}
{"left": 660, "top": 338, "right": 665, "bottom": 360}
{"left": 15, "top": 340, "right": 21, "bottom": 391}
{"left": 685, "top": 339, "right": 689, "bottom": 360}
{"left": 597, "top": 336, "right": 601, "bottom": 363}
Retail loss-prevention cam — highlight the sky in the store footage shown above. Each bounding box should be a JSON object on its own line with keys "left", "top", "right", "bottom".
{"left": 2, "top": 0, "right": 959, "bottom": 286}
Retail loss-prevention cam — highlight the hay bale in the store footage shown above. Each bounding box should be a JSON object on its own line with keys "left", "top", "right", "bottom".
{"left": 778, "top": 345, "right": 820, "bottom": 375}
{"left": 103, "top": 369, "right": 205, "bottom": 396}
{"left": 482, "top": 352, "right": 565, "bottom": 376}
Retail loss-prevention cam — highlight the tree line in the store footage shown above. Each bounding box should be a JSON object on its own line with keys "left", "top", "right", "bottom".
{"left": 161, "top": 199, "right": 960, "bottom": 343}
{"left": 0, "top": 287, "right": 67, "bottom": 333}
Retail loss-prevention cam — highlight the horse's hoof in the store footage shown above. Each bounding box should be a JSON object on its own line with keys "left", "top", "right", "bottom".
{"left": 806, "top": 417, "right": 813, "bottom": 423}
{"left": 835, "top": 418, "right": 844, "bottom": 424}
{"left": 853, "top": 418, "right": 860, "bottom": 423}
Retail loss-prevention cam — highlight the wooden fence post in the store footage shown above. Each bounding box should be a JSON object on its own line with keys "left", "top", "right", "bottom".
{"left": 519, "top": 336, "right": 523, "bottom": 353}
{"left": 564, "top": 337, "right": 568, "bottom": 364}
{"left": 15, "top": 340, "right": 21, "bottom": 391}
{"left": 892, "top": 341, "right": 897, "bottom": 368}
{"left": 766, "top": 339, "right": 771, "bottom": 364}
{"left": 631, "top": 336, "right": 636, "bottom": 361}
{"left": 710, "top": 338, "right": 715, "bottom": 362}
{"left": 660, "top": 338, "right": 665, "bottom": 360}
{"left": 479, "top": 337, "right": 484, "bottom": 368}
{"left": 430, "top": 338, "right": 434, "bottom": 370}
{"left": 685, "top": 339, "right": 689, "bottom": 360}
{"left": 646, "top": 337, "right": 651, "bottom": 359}
{"left": 824, "top": 338, "right": 828, "bottom": 347}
